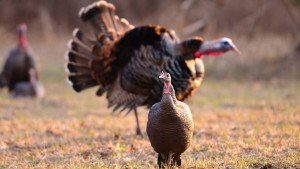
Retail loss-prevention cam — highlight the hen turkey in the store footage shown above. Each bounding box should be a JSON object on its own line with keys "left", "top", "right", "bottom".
{"left": 66, "top": 1, "right": 240, "bottom": 136}
{"left": 0, "top": 24, "right": 42, "bottom": 97}
{"left": 147, "top": 71, "right": 194, "bottom": 168}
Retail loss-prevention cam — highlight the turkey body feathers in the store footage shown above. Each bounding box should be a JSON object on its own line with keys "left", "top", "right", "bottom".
{"left": 2, "top": 48, "right": 37, "bottom": 91}
{"left": 66, "top": 1, "right": 204, "bottom": 115}
{"left": 147, "top": 99, "right": 194, "bottom": 154}
{"left": 112, "top": 26, "right": 204, "bottom": 110}
{"left": 67, "top": 25, "right": 204, "bottom": 113}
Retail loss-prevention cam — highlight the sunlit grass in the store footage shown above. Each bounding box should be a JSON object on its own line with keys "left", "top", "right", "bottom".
{"left": 0, "top": 39, "right": 299, "bottom": 168}
{"left": 1, "top": 77, "right": 299, "bottom": 168}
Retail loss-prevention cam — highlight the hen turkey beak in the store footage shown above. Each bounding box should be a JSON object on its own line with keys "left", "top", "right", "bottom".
{"left": 159, "top": 71, "right": 164, "bottom": 78}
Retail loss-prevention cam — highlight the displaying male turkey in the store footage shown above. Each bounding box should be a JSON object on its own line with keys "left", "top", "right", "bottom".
{"left": 147, "top": 71, "right": 194, "bottom": 168}
{"left": 66, "top": 1, "right": 240, "bottom": 136}
{"left": 0, "top": 24, "right": 40, "bottom": 96}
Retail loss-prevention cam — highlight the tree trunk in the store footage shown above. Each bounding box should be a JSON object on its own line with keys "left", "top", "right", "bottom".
{"left": 280, "top": 0, "right": 300, "bottom": 59}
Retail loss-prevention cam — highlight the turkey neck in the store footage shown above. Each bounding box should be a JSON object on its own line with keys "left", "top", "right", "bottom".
{"left": 162, "top": 82, "right": 177, "bottom": 106}
{"left": 18, "top": 32, "right": 27, "bottom": 48}
{"left": 160, "top": 83, "right": 180, "bottom": 118}
{"left": 174, "top": 38, "right": 203, "bottom": 58}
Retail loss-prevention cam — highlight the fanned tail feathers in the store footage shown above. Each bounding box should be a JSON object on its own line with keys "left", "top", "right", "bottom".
{"left": 66, "top": 1, "right": 133, "bottom": 95}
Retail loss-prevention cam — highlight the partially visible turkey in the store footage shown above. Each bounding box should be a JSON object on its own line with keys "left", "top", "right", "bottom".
{"left": 0, "top": 24, "right": 43, "bottom": 97}
{"left": 11, "top": 68, "right": 45, "bottom": 98}
{"left": 147, "top": 71, "right": 194, "bottom": 168}
{"left": 66, "top": 1, "right": 240, "bottom": 136}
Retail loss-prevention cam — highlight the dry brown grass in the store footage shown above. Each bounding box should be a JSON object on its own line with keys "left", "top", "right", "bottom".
{"left": 0, "top": 35, "right": 299, "bottom": 168}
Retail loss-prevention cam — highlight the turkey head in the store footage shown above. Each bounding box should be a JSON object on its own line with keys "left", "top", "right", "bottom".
{"left": 159, "top": 71, "right": 172, "bottom": 94}
{"left": 194, "top": 37, "right": 240, "bottom": 58}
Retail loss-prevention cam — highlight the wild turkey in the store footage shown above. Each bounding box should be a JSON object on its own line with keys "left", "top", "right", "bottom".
{"left": 146, "top": 71, "right": 194, "bottom": 168}
{"left": 0, "top": 24, "right": 40, "bottom": 96}
{"left": 11, "top": 68, "right": 45, "bottom": 98}
{"left": 66, "top": 1, "right": 240, "bottom": 136}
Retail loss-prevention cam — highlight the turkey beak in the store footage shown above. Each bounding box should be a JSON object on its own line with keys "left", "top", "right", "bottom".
{"left": 230, "top": 43, "right": 241, "bottom": 55}
{"left": 159, "top": 71, "right": 164, "bottom": 78}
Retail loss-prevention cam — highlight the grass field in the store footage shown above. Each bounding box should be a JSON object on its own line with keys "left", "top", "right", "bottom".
{"left": 0, "top": 39, "right": 299, "bottom": 168}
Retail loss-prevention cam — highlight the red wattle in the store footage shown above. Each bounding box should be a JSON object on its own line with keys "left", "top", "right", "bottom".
{"left": 193, "top": 52, "right": 203, "bottom": 58}
{"left": 19, "top": 33, "right": 27, "bottom": 47}
{"left": 194, "top": 51, "right": 225, "bottom": 57}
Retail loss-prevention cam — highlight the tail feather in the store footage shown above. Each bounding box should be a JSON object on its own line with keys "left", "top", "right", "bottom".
{"left": 67, "top": 71, "right": 100, "bottom": 92}
{"left": 115, "top": 16, "right": 133, "bottom": 35}
{"left": 68, "top": 74, "right": 96, "bottom": 84}
{"left": 67, "top": 51, "right": 91, "bottom": 66}
{"left": 79, "top": 1, "right": 133, "bottom": 41}
{"left": 79, "top": 1, "right": 116, "bottom": 40}
{"left": 68, "top": 40, "right": 95, "bottom": 59}
{"left": 73, "top": 28, "right": 96, "bottom": 47}
{"left": 72, "top": 81, "right": 99, "bottom": 92}
{"left": 66, "top": 63, "right": 91, "bottom": 74}
{"left": 66, "top": 0, "right": 133, "bottom": 94}
{"left": 80, "top": 1, "right": 115, "bottom": 22}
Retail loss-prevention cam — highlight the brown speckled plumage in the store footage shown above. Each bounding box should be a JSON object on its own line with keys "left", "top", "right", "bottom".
{"left": 147, "top": 72, "right": 194, "bottom": 168}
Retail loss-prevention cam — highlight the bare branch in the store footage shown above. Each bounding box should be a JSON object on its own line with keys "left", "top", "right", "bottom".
{"left": 233, "top": 2, "right": 271, "bottom": 37}
{"left": 280, "top": 0, "right": 300, "bottom": 31}
{"left": 182, "top": 2, "right": 218, "bottom": 36}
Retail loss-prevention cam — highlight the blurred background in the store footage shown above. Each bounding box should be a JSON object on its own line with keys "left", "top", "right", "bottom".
{"left": 0, "top": 0, "right": 299, "bottom": 81}
{"left": 1, "top": 1, "right": 300, "bottom": 167}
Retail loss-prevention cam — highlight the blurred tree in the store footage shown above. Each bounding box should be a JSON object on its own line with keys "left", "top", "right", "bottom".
{"left": 233, "top": 1, "right": 274, "bottom": 39}
{"left": 0, "top": 0, "right": 299, "bottom": 41}
{"left": 281, "top": 0, "right": 300, "bottom": 58}
{"left": 182, "top": 0, "right": 225, "bottom": 36}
